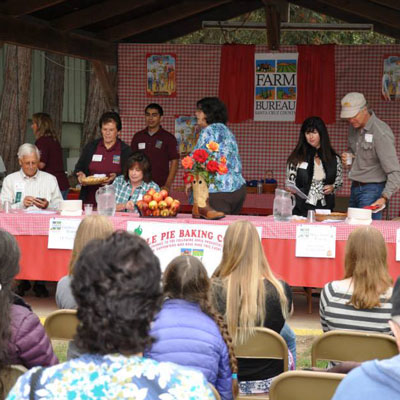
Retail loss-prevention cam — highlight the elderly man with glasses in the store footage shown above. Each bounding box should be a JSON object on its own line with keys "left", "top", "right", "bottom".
{"left": 340, "top": 92, "right": 400, "bottom": 219}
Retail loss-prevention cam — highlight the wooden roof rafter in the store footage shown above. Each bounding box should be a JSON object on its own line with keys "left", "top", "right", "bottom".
{"left": 0, "top": 0, "right": 65, "bottom": 17}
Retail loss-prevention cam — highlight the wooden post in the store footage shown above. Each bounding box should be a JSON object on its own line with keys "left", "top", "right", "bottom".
{"left": 263, "top": 0, "right": 283, "bottom": 51}
{"left": 0, "top": 45, "right": 32, "bottom": 173}
{"left": 81, "top": 61, "right": 116, "bottom": 150}
{"left": 43, "top": 52, "right": 65, "bottom": 141}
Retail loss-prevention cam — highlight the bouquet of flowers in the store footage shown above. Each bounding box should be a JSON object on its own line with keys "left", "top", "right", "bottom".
{"left": 181, "top": 141, "right": 228, "bottom": 186}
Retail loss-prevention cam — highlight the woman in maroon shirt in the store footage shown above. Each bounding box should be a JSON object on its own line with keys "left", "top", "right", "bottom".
{"left": 32, "top": 112, "right": 69, "bottom": 199}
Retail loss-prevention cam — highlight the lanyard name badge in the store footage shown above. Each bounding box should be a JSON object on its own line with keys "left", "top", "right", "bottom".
{"left": 155, "top": 140, "right": 163, "bottom": 149}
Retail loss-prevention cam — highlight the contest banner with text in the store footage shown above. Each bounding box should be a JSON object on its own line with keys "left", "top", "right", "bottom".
{"left": 254, "top": 53, "right": 298, "bottom": 121}
{"left": 126, "top": 221, "right": 261, "bottom": 276}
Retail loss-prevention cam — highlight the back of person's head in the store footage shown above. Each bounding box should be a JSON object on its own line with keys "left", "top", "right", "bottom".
{"left": 69, "top": 215, "right": 114, "bottom": 275}
{"left": 99, "top": 111, "right": 122, "bottom": 131}
{"left": 0, "top": 229, "right": 20, "bottom": 370}
{"left": 196, "top": 97, "right": 228, "bottom": 124}
{"left": 71, "top": 231, "right": 162, "bottom": 355}
{"left": 164, "top": 255, "right": 239, "bottom": 397}
{"left": 214, "top": 220, "right": 287, "bottom": 345}
{"left": 344, "top": 226, "right": 392, "bottom": 309}
{"left": 163, "top": 255, "right": 209, "bottom": 304}
{"left": 32, "top": 112, "right": 57, "bottom": 140}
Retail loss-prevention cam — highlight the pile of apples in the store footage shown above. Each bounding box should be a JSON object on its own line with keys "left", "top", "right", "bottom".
{"left": 136, "top": 188, "right": 181, "bottom": 217}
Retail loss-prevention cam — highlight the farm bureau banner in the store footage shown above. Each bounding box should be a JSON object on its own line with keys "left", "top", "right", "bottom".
{"left": 254, "top": 53, "right": 298, "bottom": 121}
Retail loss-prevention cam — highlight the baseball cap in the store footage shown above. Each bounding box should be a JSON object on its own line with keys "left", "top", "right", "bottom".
{"left": 340, "top": 92, "right": 367, "bottom": 119}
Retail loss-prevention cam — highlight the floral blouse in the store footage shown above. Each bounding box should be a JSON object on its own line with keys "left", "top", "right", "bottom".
{"left": 7, "top": 354, "right": 214, "bottom": 400}
{"left": 193, "top": 123, "right": 246, "bottom": 193}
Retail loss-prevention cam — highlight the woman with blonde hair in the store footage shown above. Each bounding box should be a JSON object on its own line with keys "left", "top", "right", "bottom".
{"left": 146, "top": 255, "right": 238, "bottom": 400}
{"left": 320, "top": 226, "right": 393, "bottom": 334}
{"left": 32, "top": 112, "right": 69, "bottom": 199}
{"left": 56, "top": 215, "right": 114, "bottom": 310}
{"left": 211, "top": 220, "right": 293, "bottom": 395}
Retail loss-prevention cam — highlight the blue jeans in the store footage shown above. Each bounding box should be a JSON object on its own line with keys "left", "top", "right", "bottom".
{"left": 280, "top": 322, "right": 296, "bottom": 367}
{"left": 349, "top": 182, "right": 385, "bottom": 220}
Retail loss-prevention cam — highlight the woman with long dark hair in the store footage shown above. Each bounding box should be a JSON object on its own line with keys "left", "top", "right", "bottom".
{"left": 287, "top": 116, "right": 343, "bottom": 216}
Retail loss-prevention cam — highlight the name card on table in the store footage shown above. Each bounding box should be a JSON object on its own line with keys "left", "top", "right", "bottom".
{"left": 48, "top": 218, "right": 82, "bottom": 249}
{"left": 295, "top": 225, "right": 336, "bottom": 258}
{"left": 126, "top": 221, "right": 261, "bottom": 276}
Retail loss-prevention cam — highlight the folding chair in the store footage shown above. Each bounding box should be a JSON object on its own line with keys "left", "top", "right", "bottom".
{"left": 44, "top": 309, "right": 79, "bottom": 341}
{"left": 0, "top": 364, "right": 27, "bottom": 398}
{"left": 235, "top": 327, "right": 289, "bottom": 400}
{"left": 312, "top": 330, "right": 398, "bottom": 367}
{"left": 269, "top": 370, "right": 345, "bottom": 400}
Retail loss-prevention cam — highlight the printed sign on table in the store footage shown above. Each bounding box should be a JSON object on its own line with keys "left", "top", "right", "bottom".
{"left": 127, "top": 221, "right": 261, "bottom": 275}
{"left": 48, "top": 218, "right": 82, "bottom": 249}
{"left": 295, "top": 225, "right": 336, "bottom": 258}
{"left": 254, "top": 53, "right": 298, "bottom": 121}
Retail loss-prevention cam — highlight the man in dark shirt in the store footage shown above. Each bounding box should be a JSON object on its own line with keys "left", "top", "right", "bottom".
{"left": 130, "top": 104, "right": 179, "bottom": 191}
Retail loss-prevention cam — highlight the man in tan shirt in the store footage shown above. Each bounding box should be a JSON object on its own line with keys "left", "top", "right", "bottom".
{"left": 340, "top": 92, "right": 400, "bottom": 219}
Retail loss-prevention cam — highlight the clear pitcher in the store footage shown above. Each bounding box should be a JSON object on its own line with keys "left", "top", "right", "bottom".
{"left": 95, "top": 185, "right": 116, "bottom": 216}
{"left": 273, "top": 188, "right": 295, "bottom": 222}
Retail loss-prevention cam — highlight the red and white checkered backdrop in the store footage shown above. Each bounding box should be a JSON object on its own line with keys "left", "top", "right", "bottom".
{"left": 118, "top": 44, "right": 400, "bottom": 219}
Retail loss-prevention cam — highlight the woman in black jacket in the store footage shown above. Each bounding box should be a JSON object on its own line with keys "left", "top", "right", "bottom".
{"left": 74, "top": 111, "right": 132, "bottom": 206}
{"left": 286, "top": 116, "right": 343, "bottom": 217}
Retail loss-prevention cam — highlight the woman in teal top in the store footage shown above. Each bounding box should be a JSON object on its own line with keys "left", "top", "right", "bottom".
{"left": 193, "top": 97, "right": 246, "bottom": 214}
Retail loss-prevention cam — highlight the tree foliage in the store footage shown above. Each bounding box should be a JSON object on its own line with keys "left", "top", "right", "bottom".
{"left": 169, "top": 5, "right": 395, "bottom": 45}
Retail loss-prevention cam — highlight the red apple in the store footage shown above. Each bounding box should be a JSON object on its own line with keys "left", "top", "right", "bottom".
{"left": 144, "top": 208, "right": 152, "bottom": 216}
{"left": 160, "top": 208, "right": 169, "bottom": 217}
{"left": 169, "top": 207, "right": 177, "bottom": 216}
{"left": 141, "top": 201, "right": 149, "bottom": 211}
{"left": 158, "top": 200, "right": 167, "bottom": 210}
{"left": 148, "top": 200, "right": 158, "bottom": 210}
{"left": 136, "top": 200, "right": 144, "bottom": 210}
{"left": 160, "top": 189, "right": 169, "bottom": 199}
{"left": 143, "top": 194, "right": 152, "bottom": 204}
{"left": 152, "top": 192, "right": 163, "bottom": 202}
{"left": 152, "top": 208, "right": 160, "bottom": 217}
{"left": 165, "top": 196, "right": 173, "bottom": 207}
{"left": 171, "top": 199, "right": 180, "bottom": 211}
{"left": 147, "top": 188, "right": 156, "bottom": 197}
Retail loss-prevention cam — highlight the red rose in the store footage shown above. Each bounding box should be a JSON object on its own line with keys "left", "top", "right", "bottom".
{"left": 206, "top": 160, "right": 219, "bottom": 173}
{"left": 193, "top": 149, "right": 209, "bottom": 163}
{"left": 183, "top": 172, "right": 194, "bottom": 184}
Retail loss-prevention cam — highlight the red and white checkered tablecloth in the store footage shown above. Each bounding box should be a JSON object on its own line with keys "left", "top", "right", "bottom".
{"left": 118, "top": 43, "right": 400, "bottom": 219}
{"left": 2, "top": 211, "right": 400, "bottom": 244}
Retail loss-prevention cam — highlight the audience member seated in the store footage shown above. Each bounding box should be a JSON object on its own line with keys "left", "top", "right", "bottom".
{"left": 320, "top": 226, "right": 392, "bottom": 334}
{"left": 0, "top": 228, "right": 57, "bottom": 381}
{"left": 211, "top": 220, "right": 294, "bottom": 395}
{"left": 332, "top": 277, "right": 400, "bottom": 400}
{"left": 112, "top": 152, "right": 159, "bottom": 212}
{"left": 7, "top": 231, "right": 214, "bottom": 399}
{"left": 56, "top": 215, "right": 114, "bottom": 310}
{"left": 146, "top": 255, "right": 238, "bottom": 400}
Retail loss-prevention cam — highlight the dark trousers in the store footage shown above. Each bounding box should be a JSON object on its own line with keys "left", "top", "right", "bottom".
{"left": 209, "top": 184, "right": 247, "bottom": 215}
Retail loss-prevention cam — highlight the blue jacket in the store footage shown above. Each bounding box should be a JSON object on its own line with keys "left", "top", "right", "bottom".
{"left": 332, "top": 354, "right": 400, "bottom": 400}
{"left": 146, "top": 299, "right": 233, "bottom": 400}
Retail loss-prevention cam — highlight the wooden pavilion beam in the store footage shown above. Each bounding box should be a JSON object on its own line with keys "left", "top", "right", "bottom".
{"left": 101, "top": 0, "right": 232, "bottom": 42}
{"left": 52, "top": 0, "right": 149, "bottom": 32}
{"left": 263, "top": 0, "right": 282, "bottom": 50}
{"left": 0, "top": 14, "right": 116, "bottom": 64}
{"left": 369, "top": 0, "right": 400, "bottom": 12}
{"left": 0, "top": 0, "right": 65, "bottom": 17}
{"left": 125, "top": 0, "right": 263, "bottom": 43}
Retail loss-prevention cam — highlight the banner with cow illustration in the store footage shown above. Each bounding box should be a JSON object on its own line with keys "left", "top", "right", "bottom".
{"left": 254, "top": 53, "right": 298, "bottom": 121}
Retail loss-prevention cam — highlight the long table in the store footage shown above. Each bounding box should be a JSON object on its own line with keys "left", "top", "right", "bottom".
{"left": 2, "top": 212, "right": 400, "bottom": 286}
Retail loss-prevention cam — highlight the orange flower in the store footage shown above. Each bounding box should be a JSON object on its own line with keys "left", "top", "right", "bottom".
{"left": 217, "top": 163, "right": 228, "bottom": 175}
{"left": 181, "top": 156, "right": 194, "bottom": 169}
{"left": 220, "top": 156, "right": 227, "bottom": 164}
{"left": 206, "top": 141, "right": 219, "bottom": 152}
